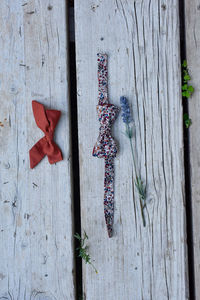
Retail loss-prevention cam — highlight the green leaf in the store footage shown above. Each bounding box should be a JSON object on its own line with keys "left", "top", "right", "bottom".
{"left": 185, "top": 119, "right": 192, "bottom": 128}
{"left": 188, "top": 85, "right": 194, "bottom": 93}
{"left": 74, "top": 233, "right": 81, "bottom": 240}
{"left": 183, "top": 69, "right": 187, "bottom": 75}
{"left": 185, "top": 91, "right": 191, "bottom": 98}
{"left": 182, "top": 60, "right": 187, "bottom": 68}
{"left": 184, "top": 74, "right": 191, "bottom": 81}
{"left": 183, "top": 113, "right": 192, "bottom": 128}
{"left": 181, "top": 84, "right": 188, "bottom": 91}
{"left": 182, "top": 91, "right": 191, "bottom": 98}
{"left": 83, "top": 231, "right": 88, "bottom": 240}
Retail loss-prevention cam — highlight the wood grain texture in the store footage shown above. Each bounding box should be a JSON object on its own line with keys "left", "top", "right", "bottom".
{"left": 185, "top": 1, "right": 200, "bottom": 297}
{"left": 0, "top": 1, "right": 75, "bottom": 299}
{"left": 75, "top": 0, "right": 188, "bottom": 299}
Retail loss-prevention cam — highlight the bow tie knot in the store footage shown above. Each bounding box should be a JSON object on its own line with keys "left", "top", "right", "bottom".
{"left": 93, "top": 103, "right": 120, "bottom": 159}
{"left": 45, "top": 130, "right": 54, "bottom": 143}
{"left": 97, "top": 104, "right": 119, "bottom": 125}
{"left": 99, "top": 125, "right": 111, "bottom": 136}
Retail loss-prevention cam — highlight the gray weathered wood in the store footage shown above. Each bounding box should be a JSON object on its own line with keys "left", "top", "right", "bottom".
{"left": 0, "top": 1, "right": 75, "bottom": 299}
{"left": 185, "top": 1, "right": 200, "bottom": 297}
{"left": 75, "top": 0, "right": 188, "bottom": 299}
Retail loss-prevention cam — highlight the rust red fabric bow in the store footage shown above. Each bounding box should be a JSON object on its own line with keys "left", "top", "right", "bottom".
{"left": 29, "top": 100, "right": 63, "bottom": 169}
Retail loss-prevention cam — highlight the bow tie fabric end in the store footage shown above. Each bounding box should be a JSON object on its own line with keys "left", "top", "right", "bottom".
{"left": 29, "top": 100, "right": 63, "bottom": 169}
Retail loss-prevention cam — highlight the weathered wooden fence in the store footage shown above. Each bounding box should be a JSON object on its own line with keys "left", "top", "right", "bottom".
{"left": 0, "top": 0, "right": 199, "bottom": 299}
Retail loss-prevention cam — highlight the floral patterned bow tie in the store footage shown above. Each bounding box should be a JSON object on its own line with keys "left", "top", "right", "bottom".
{"left": 93, "top": 54, "right": 120, "bottom": 237}
{"left": 93, "top": 104, "right": 119, "bottom": 158}
{"left": 29, "top": 100, "right": 63, "bottom": 169}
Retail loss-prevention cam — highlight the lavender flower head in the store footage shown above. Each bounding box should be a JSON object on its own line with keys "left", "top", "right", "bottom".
{"left": 120, "top": 96, "right": 133, "bottom": 138}
{"left": 120, "top": 96, "right": 132, "bottom": 124}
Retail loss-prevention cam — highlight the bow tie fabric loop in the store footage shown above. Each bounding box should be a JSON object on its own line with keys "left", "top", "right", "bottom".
{"left": 29, "top": 100, "right": 63, "bottom": 169}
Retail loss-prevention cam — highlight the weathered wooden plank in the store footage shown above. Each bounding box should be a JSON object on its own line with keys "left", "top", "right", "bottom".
{"left": 75, "top": 0, "right": 188, "bottom": 299}
{"left": 0, "top": 1, "right": 75, "bottom": 299}
{"left": 185, "top": 1, "right": 200, "bottom": 297}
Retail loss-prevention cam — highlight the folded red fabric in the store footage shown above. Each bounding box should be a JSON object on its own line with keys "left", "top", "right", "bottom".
{"left": 29, "top": 100, "right": 63, "bottom": 169}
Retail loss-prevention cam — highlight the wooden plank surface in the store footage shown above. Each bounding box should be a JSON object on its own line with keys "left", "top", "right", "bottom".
{"left": 75, "top": 0, "right": 188, "bottom": 299}
{"left": 0, "top": 1, "right": 75, "bottom": 299}
{"left": 185, "top": 1, "right": 200, "bottom": 297}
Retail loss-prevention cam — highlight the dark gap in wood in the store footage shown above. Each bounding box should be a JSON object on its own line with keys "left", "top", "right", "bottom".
{"left": 68, "top": 1, "right": 83, "bottom": 299}
{"left": 179, "top": 1, "right": 195, "bottom": 299}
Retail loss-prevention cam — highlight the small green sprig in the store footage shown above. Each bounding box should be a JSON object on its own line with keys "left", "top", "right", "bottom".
{"left": 128, "top": 125, "right": 146, "bottom": 227}
{"left": 135, "top": 176, "right": 146, "bottom": 227}
{"left": 182, "top": 60, "right": 194, "bottom": 99}
{"left": 183, "top": 113, "right": 192, "bottom": 129}
{"left": 182, "top": 60, "right": 194, "bottom": 128}
{"left": 74, "top": 231, "right": 98, "bottom": 274}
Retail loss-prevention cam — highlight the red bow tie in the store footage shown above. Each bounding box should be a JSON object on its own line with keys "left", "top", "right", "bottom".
{"left": 29, "top": 100, "right": 63, "bottom": 168}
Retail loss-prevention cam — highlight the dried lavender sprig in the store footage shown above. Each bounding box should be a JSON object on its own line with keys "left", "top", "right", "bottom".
{"left": 120, "top": 96, "right": 147, "bottom": 227}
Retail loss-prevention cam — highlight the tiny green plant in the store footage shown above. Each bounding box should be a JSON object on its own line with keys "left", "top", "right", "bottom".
{"left": 182, "top": 60, "right": 194, "bottom": 98}
{"left": 74, "top": 231, "right": 98, "bottom": 274}
{"left": 182, "top": 60, "right": 194, "bottom": 128}
{"left": 183, "top": 113, "right": 192, "bottom": 128}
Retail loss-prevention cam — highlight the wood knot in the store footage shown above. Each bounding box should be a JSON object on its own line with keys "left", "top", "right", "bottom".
{"left": 4, "top": 162, "right": 10, "bottom": 169}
